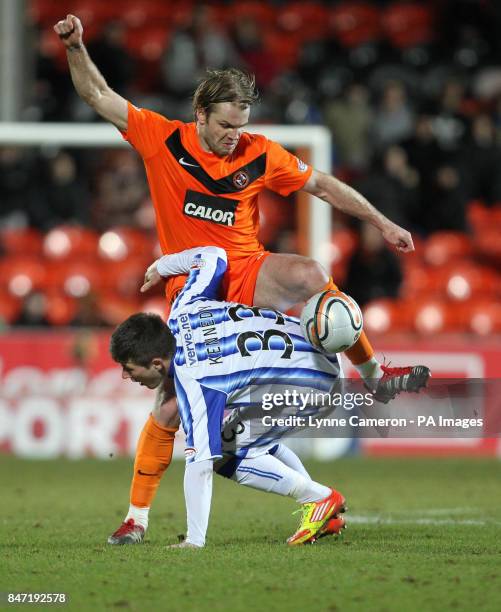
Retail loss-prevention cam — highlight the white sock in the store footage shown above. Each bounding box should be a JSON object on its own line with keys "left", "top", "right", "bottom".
{"left": 125, "top": 504, "right": 149, "bottom": 530}
{"left": 354, "top": 356, "right": 383, "bottom": 382}
{"left": 232, "top": 454, "right": 330, "bottom": 503}
{"left": 184, "top": 459, "right": 213, "bottom": 547}
{"left": 292, "top": 476, "right": 331, "bottom": 504}
{"left": 269, "top": 443, "right": 310, "bottom": 479}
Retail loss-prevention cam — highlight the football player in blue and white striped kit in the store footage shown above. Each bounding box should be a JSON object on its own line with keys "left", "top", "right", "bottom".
{"left": 110, "top": 246, "right": 346, "bottom": 547}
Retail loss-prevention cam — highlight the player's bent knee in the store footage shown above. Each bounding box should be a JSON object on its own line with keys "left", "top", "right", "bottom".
{"left": 292, "top": 259, "right": 329, "bottom": 301}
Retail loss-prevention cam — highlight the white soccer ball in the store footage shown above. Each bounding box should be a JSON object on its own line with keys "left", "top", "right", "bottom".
{"left": 300, "top": 290, "right": 363, "bottom": 354}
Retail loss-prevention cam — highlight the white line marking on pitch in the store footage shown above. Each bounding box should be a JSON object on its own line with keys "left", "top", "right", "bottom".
{"left": 407, "top": 508, "right": 472, "bottom": 516}
{"left": 346, "top": 515, "right": 501, "bottom": 526}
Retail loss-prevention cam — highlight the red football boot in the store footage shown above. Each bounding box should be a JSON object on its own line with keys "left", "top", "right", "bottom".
{"left": 369, "top": 365, "right": 431, "bottom": 404}
{"left": 107, "top": 518, "right": 145, "bottom": 545}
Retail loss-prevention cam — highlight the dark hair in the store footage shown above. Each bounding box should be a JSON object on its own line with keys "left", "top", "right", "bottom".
{"left": 192, "top": 68, "right": 259, "bottom": 118}
{"left": 110, "top": 313, "right": 175, "bottom": 367}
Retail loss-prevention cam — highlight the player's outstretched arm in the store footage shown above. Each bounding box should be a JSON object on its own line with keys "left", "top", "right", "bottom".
{"left": 302, "top": 169, "right": 414, "bottom": 253}
{"left": 141, "top": 247, "right": 228, "bottom": 316}
{"left": 140, "top": 259, "right": 163, "bottom": 293}
{"left": 53, "top": 14, "right": 128, "bottom": 131}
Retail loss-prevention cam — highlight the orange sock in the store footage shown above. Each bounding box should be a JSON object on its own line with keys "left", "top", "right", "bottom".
{"left": 130, "top": 414, "right": 178, "bottom": 508}
{"left": 321, "top": 277, "right": 375, "bottom": 365}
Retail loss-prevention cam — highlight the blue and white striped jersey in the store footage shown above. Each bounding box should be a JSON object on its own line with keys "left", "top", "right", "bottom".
{"left": 158, "top": 246, "right": 341, "bottom": 462}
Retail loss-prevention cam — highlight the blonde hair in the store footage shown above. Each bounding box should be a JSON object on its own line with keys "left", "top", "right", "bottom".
{"left": 192, "top": 68, "right": 259, "bottom": 118}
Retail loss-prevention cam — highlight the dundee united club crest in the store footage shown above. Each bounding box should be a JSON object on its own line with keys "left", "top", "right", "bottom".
{"left": 232, "top": 170, "right": 250, "bottom": 189}
{"left": 296, "top": 157, "right": 308, "bottom": 172}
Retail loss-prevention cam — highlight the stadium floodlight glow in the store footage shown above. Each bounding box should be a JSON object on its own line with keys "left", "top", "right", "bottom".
{"left": 0, "top": 121, "right": 332, "bottom": 271}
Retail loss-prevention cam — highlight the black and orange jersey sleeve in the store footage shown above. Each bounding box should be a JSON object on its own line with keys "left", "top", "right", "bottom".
{"left": 264, "top": 139, "right": 313, "bottom": 196}
{"left": 121, "top": 102, "right": 177, "bottom": 159}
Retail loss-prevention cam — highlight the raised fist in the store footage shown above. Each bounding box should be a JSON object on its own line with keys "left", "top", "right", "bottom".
{"left": 53, "top": 14, "right": 83, "bottom": 49}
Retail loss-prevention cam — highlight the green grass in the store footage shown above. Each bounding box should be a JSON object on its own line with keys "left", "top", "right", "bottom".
{"left": 2, "top": 456, "right": 501, "bottom": 612}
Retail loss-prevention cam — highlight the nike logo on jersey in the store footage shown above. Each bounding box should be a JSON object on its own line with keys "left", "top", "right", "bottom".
{"left": 166, "top": 129, "right": 266, "bottom": 194}
{"left": 137, "top": 470, "right": 157, "bottom": 476}
{"left": 179, "top": 157, "right": 200, "bottom": 168}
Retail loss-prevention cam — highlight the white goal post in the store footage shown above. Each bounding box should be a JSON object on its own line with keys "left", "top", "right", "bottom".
{"left": 0, "top": 122, "right": 332, "bottom": 270}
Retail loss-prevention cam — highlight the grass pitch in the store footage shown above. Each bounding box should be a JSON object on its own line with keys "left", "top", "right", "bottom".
{"left": 2, "top": 455, "right": 501, "bottom": 612}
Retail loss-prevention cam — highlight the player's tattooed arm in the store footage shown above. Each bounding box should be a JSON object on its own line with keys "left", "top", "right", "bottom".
{"left": 54, "top": 14, "right": 128, "bottom": 131}
{"left": 302, "top": 169, "right": 414, "bottom": 253}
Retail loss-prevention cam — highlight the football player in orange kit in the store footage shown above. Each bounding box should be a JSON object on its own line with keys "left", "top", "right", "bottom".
{"left": 55, "top": 14, "right": 430, "bottom": 545}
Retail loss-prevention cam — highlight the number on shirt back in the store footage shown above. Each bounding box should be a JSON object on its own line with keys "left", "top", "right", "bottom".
{"left": 228, "top": 304, "right": 285, "bottom": 325}
{"left": 236, "top": 329, "right": 294, "bottom": 359}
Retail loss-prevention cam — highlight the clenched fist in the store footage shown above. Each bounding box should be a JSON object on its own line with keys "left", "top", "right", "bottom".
{"left": 381, "top": 222, "right": 415, "bottom": 253}
{"left": 53, "top": 14, "right": 83, "bottom": 49}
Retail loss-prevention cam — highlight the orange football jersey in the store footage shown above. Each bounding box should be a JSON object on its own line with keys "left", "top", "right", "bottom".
{"left": 121, "top": 102, "right": 313, "bottom": 259}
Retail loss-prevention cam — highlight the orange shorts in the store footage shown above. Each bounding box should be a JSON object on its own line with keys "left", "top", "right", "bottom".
{"left": 165, "top": 250, "right": 271, "bottom": 307}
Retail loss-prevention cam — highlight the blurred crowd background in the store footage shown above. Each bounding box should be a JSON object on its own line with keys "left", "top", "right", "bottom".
{"left": 1, "top": 0, "right": 501, "bottom": 337}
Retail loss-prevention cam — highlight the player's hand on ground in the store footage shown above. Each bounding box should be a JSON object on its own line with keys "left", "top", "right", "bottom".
{"left": 140, "top": 260, "right": 162, "bottom": 293}
{"left": 54, "top": 14, "right": 83, "bottom": 49}
{"left": 381, "top": 222, "right": 414, "bottom": 253}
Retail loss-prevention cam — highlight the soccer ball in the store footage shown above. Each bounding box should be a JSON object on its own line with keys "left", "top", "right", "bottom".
{"left": 300, "top": 290, "right": 363, "bottom": 354}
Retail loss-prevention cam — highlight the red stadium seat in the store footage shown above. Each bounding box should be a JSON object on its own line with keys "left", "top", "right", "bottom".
{"left": 465, "top": 299, "right": 501, "bottom": 336}
{"left": 43, "top": 226, "right": 99, "bottom": 261}
{"left": 225, "top": 1, "right": 276, "bottom": 29}
{"left": 123, "top": 0, "right": 193, "bottom": 26}
{"left": 263, "top": 32, "right": 301, "bottom": 70}
{"left": 423, "top": 231, "right": 473, "bottom": 267}
{"left": 0, "top": 292, "right": 22, "bottom": 324}
{"left": 329, "top": 229, "right": 358, "bottom": 266}
{"left": 276, "top": 3, "right": 329, "bottom": 41}
{"left": 71, "top": 1, "right": 122, "bottom": 26}
{"left": 412, "top": 299, "right": 463, "bottom": 334}
{"left": 381, "top": 2, "right": 435, "bottom": 49}
{"left": 1, "top": 228, "right": 43, "bottom": 256}
{"left": 0, "top": 256, "right": 47, "bottom": 297}
{"left": 122, "top": 5, "right": 148, "bottom": 28}
{"left": 467, "top": 199, "right": 490, "bottom": 232}
{"left": 141, "top": 296, "right": 168, "bottom": 319}
{"left": 126, "top": 26, "right": 170, "bottom": 61}
{"left": 440, "top": 264, "right": 498, "bottom": 302}
{"left": 98, "top": 228, "right": 154, "bottom": 262}
{"left": 30, "top": 0, "right": 73, "bottom": 25}
{"left": 474, "top": 227, "right": 501, "bottom": 264}
{"left": 46, "top": 260, "right": 104, "bottom": 297}
{"left": 362, "top": 298, "right": 412, "bottom": 334}
{"left": 312, "top": 229, "right": 356, "bottom": 287}
{"left": 44, "top": 292, "right": 78, "bottom": 326}
{"left": 489, "top": 203, "right": 501, "bottom": 225}
{"left": 399, "top": 263, "right": 442, "bottom": 299}
{"left": 122, "top": 0, "right": 174, "bottom": 28}
{"left": 99, "top": 293, "right": 142, "bottom": 326}
{"left": 330, "top": 2, "right": 382, "bottom": 48}
{"left": 37, "top": 26, "right": 68, "bottom": 63}
{"left": 102, "top": 258, "right": 152, "bottom": 298}
{"left": 170, "top": 2, "right": 198, "bottom": 28}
